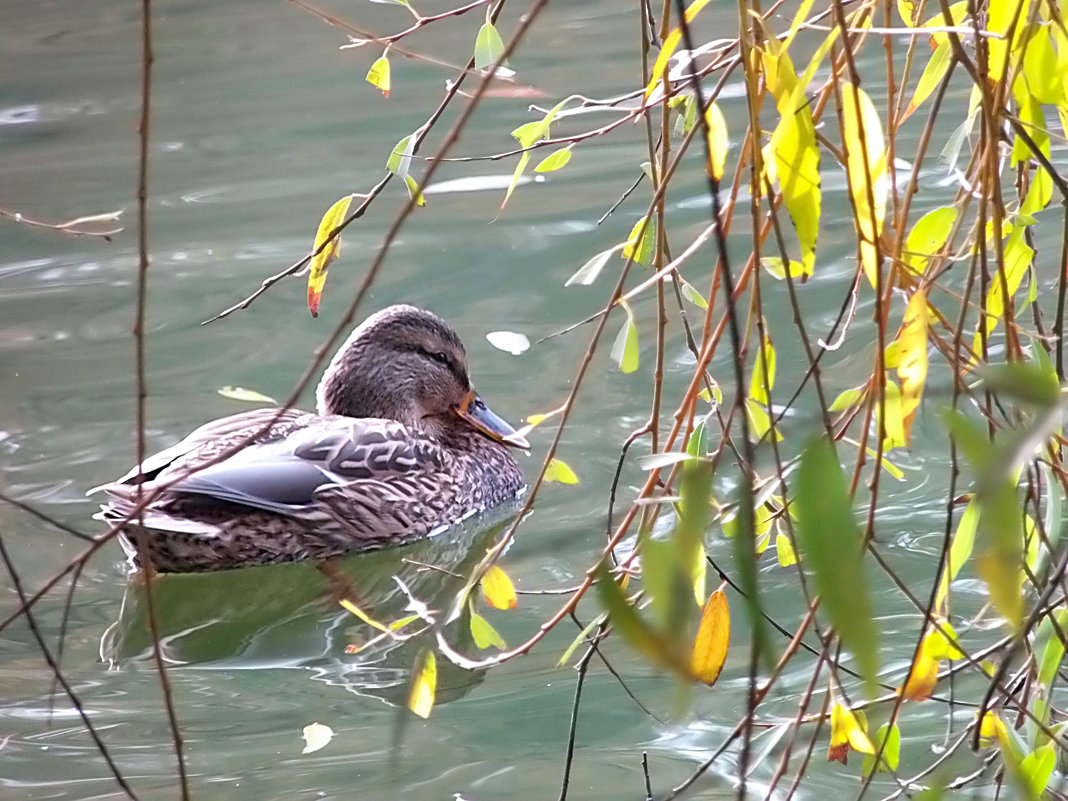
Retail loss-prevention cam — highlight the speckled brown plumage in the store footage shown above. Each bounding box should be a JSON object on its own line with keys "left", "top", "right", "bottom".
{"left": 94, "top": 305, "right": 526, "bottom": 573}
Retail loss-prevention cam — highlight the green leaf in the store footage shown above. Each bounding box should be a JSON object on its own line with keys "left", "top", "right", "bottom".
{"left": 679, "top": 278, "right": 708, "bottom": 309}
{"left": 749, "top": 331, "right": 776, "bottom": 406}
{"left": 1019, "top": 744, "right": 1056, "bottom": 799}
{"left": 611, "top": 302, "right": 639, "bottom": 373}
{"left": 686, "top": 412, "right": 713, "bottom": 458}
{"left": 594, "top": 563, "right": 690, "bottom": 676}
{"left": 474, "top": 21, "right": 506, "bottom": 70}
{"left": 796, "top": 436, "right": 880, "bottom": 695}
{"left": 745, "top": 399, "right": 782, "bottom": 443}
{"left": 534, "top": 147, "right": 572, "bottom": 173}
{"left": 862, "top": 723, "right": 901, "bottom": 777}
{"left": 622, "top": 215, "right": 656, "bottom": 267}
{"left": 934, "top": 498, "right": 979, "bottom": 614}
{"left": 829, "top": 387, "right": 865, "bottom": 412}
{"left": 556, "top": 613, "right": 604, "bottom": 667}
{"left": 500, "top": 99, "right": 567, "bottom": 212}
{"left": 904, "top": 206, "right": 957, "bottom": 273}
{"left": 469, "top": 611, "right": 506, "bottom": 649}
{"left": 386, "top": 133, "right": 415, "bottom": 178}
{"left": 1036, "top": 610, "right": 1068, "bottom": 685}
{"left": 904, "top": 40, "right": 951, "bottom": 119}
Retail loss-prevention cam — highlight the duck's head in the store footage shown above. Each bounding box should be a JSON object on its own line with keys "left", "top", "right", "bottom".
{"left": 316, "top": 304, "right": 529, "bottom": 449}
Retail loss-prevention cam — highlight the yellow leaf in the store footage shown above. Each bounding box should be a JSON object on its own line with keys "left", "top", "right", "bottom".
{"left": 544, "top": 458, "right": 579, "bottom": 484}
{"left": 840, "top": 83, "right": 888, "bottom": 288}
{"left": 898, "top": 649, "right": 940, "bottom": 700}
{"left": 307, "top": 195, "right": 354, "bottom": 318}
{"left": 765, "top": 100, "right": 820, "bottom": 275}
{"left": 408, "top": 649, "right": 437, "bottom": 719}
{"left": 339, "top": 598, "right": 389, "bottom": 633}
{"left": 979, "top": 711, "right": 1010, "bottom": 747}
{"left": 622, "top": 216, "right": 656, "bottom": 267}
{"left": 404, "top": 174, "right": 426, "bottom": 207}
{"left": 690, "top": 589, "right": 730, "bottom": 685}
{"left": 897, "top": 289, "right": 929, "bottom": 442}
{"left": 644, "top": 0, "right": 715, "bottom": 99}
{"left": 924, "top": 621, "right": 964, "bottom": 660}
{"left": 301, "top": 722, "right": 334, "bottom": 754}
{"left": 704, "top": 102, "right": 728, "bottom": 181}
{"left": 880, "top": 379, "right": 906, "bottom": 450}
{"left": 482, "top": 565, "right": 518, "bottom": 610}
{"left": 366, "top": 54, "right": 391, "bottom": 97}
{"left": 988, "top": 0, "right": 1032, "bottom": 82}
{"left": 829, "top": 702, "right": 874, "bottom": 763}
{"left": 775, "top": 532, "right": 798, "bottom": 566}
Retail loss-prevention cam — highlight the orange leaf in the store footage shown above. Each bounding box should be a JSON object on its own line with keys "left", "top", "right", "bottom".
{"left": 691, "top": 589, "right": 730, "bottom": 685}
{"left": 828, "top": 741, "right": 850, "bottom": 764}
{"left": 482, "top": 565, "right": 517, "bottom": 610}
{"left": 307, "top": 195, "right": 354, "bottom": 317}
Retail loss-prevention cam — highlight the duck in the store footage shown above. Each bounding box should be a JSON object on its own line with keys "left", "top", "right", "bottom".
{"left": 95, "top": 304, "right": 528, "bottom": 573}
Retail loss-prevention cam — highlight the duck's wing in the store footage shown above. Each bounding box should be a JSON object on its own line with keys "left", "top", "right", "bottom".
{"left": 104, "top": 407, "right": 312, "bottom": 487}
{"left": 152, "top": 418, "right": 447, "bottom": 516}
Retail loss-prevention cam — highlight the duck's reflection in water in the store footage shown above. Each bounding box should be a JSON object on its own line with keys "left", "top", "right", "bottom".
{"left": 101, "top": 509, "right": 519, "bottom": 708}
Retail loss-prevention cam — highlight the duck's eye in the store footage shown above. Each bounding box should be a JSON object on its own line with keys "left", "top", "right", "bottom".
{"left": 430, "top": 351, "right": 450, "bottom": 365}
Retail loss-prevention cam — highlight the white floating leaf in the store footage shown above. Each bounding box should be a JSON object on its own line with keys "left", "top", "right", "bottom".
{"left": 301, "top": 722, "right": 334, "bottom": 754}
{"left": 218, "top": 386, "right": 277, "bottom": 404}
{"left": 486, "top": 330, "right": 530, "bottom": 355}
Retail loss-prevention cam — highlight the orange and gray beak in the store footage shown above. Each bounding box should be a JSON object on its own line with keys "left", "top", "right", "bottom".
{"left": 455, "top": 390, "right": 530, "bottom": 449}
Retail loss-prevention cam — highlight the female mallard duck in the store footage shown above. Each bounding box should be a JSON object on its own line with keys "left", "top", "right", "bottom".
{"left": 96, "top": 305, "right": 528, "bottom": 573}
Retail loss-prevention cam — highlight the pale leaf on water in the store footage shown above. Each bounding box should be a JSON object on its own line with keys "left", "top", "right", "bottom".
{"left": 301, "top": 722, "right": 334, "bottom": 754}
{"left": 486, "top": 330, "right": 530, "bottom": 355}
{"left": 218, "top": 386, "right": 277, "bottom": 404}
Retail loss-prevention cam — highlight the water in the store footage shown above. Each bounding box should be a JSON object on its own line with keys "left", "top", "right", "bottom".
{"left": 4, "top": 1, "right": 1058, "bottom": 799}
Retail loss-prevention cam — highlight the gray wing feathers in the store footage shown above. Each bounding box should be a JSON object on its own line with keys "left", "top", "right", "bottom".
{"left": 107, "top": 407, "right": 310, "bottom": 486}
{"left": 148, "top": 418, "right": 447, "bottom": 516}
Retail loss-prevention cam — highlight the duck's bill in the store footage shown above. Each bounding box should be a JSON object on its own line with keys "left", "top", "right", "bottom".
{"left": 456, "top": 390, "right": 530, "bottom": 450}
